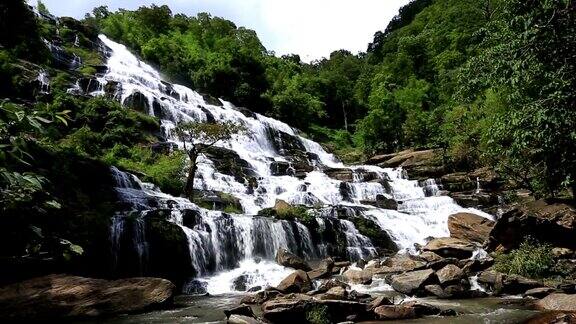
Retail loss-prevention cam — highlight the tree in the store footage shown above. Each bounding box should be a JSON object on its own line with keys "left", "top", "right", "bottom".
{"left": 174, "top": 121, "right": 248, "bottom": 199}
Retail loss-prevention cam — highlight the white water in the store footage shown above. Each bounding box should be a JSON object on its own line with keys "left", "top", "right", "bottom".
{"left": 97, "top": 34, "right": 493, "bottom": 293}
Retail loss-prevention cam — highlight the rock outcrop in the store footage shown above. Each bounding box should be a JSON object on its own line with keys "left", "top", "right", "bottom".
{"left": 487, "top": 200, "right": 576, "bottom": 251}
{"left": 448, "top": 213, "right": 495, "bottom": 244}
{"left": 275, "top": 248, "right": 312, "bottom": 271}
{"left": 276, "top": 270, "right": 312, "bottom": 293}
{"left": 0, "top": 274, "right": 174, "bottom": 321}
{"left": 536, "top": 293, "right": 576, "bottom": 311}
{"left": 423, "top": 237, "right": 477, "bottom": 259}
{"left": 390, "top": 269, "right": 436, "bottom": 296}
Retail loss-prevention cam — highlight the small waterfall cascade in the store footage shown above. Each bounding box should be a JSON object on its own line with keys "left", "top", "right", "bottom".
{"left": 36, "top": 70, "right": 50, "bottom": 93}
{"left": 96, "top": 34, "right": 493, "bottom": 292}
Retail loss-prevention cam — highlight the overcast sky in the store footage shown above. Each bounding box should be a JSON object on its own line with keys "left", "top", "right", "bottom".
{"left": 38, "top": 0, "right": 410, "bottom": 62}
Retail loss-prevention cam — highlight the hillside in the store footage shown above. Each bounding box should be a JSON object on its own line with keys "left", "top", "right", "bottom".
{"left": 1, "top": 0, "right": 576, "bottom": 323}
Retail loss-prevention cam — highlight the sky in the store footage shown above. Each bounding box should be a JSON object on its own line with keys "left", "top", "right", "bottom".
{"left": 38, "top": 0, "right": 410, "bottom": 62}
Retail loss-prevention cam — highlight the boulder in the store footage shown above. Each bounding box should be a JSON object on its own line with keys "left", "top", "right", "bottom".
{"left": 316, "top": 286, "right": 347, "bottom": 300}
{"left": 307, "top": 258, "right": 334, "bottom": 280}
{"left": 182, "top": 279, "right": 208, "bottom": 295}
{"left": 423, "top": 237, "right": 477, "bottom": 259}
{"left": 536, "top": 293, "right": 576, "bottom": 311}
{"left": 477, "top": 270, "right": 543, "bottom": 295}
{"left": 228, "top": 314, "right": 262, "bottom": 324}
{"left": 523, "top": 311, "right": 576, "bottom": 324}
{"left": 524, "top": 287, "right": 557, "bottom": 298}
{"left": 374, "top": 305, "right": 417, "bottom": 320}
{"left": 233, "top": 275, "right": 249, "bottom": 291}
{"left": 224, "top": 304, "right": 255, "bottom": 319}
{"left": 375, "top": 254, "right": 426, "bottom": 275}
{"left": 368, "top": 296, "right": 393, "bottom": 310}
{"left": 261, "top": 294, "right": 310, "bottom": 323}
{"left": 241, "top": 290, "right": 281, "bottom": 304}
{"left": 424, "top": 284, "right": 452, "bottom": 299}
{"left": 440, "top": 172, "right": 474, "bottom": 192}
{"left": 487, "top": 200, "right": 576, "bottom": 251}
{"left": 436, "top": 264, "right": 464, "bottom": 285}
{"left": 342, "top": 269, "right": 372, "bottom": 285}
{"left": 448, "top": 213, "right": 495, "bottom": 244}
{"left": 316, "top": 279, "right": 349, "bottom": 293}
{"left": 417, "top": 251, "right": 443, "bottom": 263}
{"left": 275, "top": 248, "right": 311, "bottom": 271}
{"left": 276, "top": 270, "right": 312, "bottom": 293}
{"left": 390, "top": 269, "right": 436, "bottom": 295}
{"left": 0, "top": 274, "right": 174, "bottom": 320}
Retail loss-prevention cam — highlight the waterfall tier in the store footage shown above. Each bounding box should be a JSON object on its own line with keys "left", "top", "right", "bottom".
{"left": 95, "top": 34, "right": 492, "bottom": 293}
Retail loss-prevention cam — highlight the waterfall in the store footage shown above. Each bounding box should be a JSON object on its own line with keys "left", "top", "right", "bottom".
{"left": 37, "top": 70, "right": 50, "bottom": 93}
{"left": 96, "top": 34, "right": 493, "bottom": 292}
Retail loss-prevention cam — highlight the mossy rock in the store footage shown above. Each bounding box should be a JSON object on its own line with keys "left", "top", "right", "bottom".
{"left": 349, "top": 217, "right": 398, "bottom": 256}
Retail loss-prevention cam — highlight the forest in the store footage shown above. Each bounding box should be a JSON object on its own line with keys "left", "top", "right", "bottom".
{"left": 85, "top": 0, "right": 576, "bottom": 198}
{"left": 1, "top": 0, "right": 576, "bottom": 322}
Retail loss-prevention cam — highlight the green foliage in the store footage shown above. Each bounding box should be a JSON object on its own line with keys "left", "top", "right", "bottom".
{"left": 494, "top": 238, "right": 554, "bottom": 279}
{"left": 0, "top": 0, "right": 49, "bottom": 62}
{"left": 103, "top": 145, "right": 186, "bottom": 195}
{"left": 306, "top": 305, "right": 330, "bottom": 324}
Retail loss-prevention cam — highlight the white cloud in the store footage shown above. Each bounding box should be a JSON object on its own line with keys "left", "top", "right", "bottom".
{"left": 40, "top": 0, "right": 410, "bottom": 62}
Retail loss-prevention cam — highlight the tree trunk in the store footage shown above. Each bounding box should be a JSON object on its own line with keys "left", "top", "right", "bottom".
{"left": 184, "top": 152, "right": 198, "bottom": 200}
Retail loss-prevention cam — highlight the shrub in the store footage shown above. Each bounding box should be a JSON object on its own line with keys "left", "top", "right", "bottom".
{"left": 306, "top": 305, "right": 330, "bottom": 324}
{"left": 104, "top": 144, "right": 186, "bottom": 195}
{"left": 493, "top": 237, "right": 554, "bottom": 278}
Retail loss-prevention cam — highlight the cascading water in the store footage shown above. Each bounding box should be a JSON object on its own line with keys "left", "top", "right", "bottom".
{"left": 97, "top": 34, "right": 493, "bottom": 293}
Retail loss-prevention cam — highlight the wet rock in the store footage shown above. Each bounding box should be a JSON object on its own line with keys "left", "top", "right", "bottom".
{"left": 477, "top": 270, "right": 543, "bottom": 295}
{"left": 369, "top": 149, "right": 444, "bottom": 180}
{"left": 0, "top": 274, "right": 174, "bottom": 320}
{"left": 324, "top": 168, "right": 353, "bottom": 182}
{"left": 368, "top": 296, "right": 393, "bottom": 311}
{"left": 487, "top": 200, "right": 576, "bottom": 251}
{"left": 124, "top": 91, "right": 150, "bottom": 113}
{"left": 523, "top": 311, "right": 576, "bottom": 324}
{"left": 307, "top": 258, "right": 334, "bottom": 280}
{"left": 424, "top": 284, "right": 451, "bottom": 298}
{"left": 524, "top": 287, "right": 557, "bottom": 298}
{"left": 276, "top": 270, "right": 312, "bottom": 293}
{"left": 501, "top": 274, "right": 544, "bottom": 295}
{"left": 390, "top": 269, "right": 436, "bottom": 295}
{"left": 317, "top": 286, "right": 347, "bottom": 300}
{"left": 343, "top": 269, "right": 372, "bottom": 285}
{"left": 203, "top": 146, "right": 257, "bottom": 184}
{"left": 78, "top": 77, "right": 101, "bottom": 93}
{"left": 275, "top": 248, "right": 311, "bottom": 271}
{"left": 449, "top": 192, "right": 498, "bottom": 209}
{"left": 182, "top": 279, "right": 208, "bottom": 295}
{"left": 247, "top": 286, "right": 262, "bottom": 292}
{"left": 436, "top": 264, "right": 464, "bottom": 285}
{"left": 460, "top": 256, "right": 495, "bottom": 274}
{"left": 201, "top": 93, "right": 222, "bottom": 106}
{"left": 228, "top": 314, "right": 262, "bottom": 324}
{"left": 417, "top": 251, "right": 443, "bottom": 263}
{"left": 374, "top": 305, "right": 417, "bottom": 320}
{"left": 241, "top": 290, "right": 281, "bottom": 304}
{"left": 270, "top": 161, "right": 293, "bottom": 176}
{"left": 425, "top": 257, "right": 461, "bottom": 271}
{"left": 261, "top": 294, "right": 310, "bottom": 323}
{"left": 423, "top": 237, "right": 477, "bottom": 259}
{"left": 536, "top": 293, "right": 576, "bottom": 311}
{"left": 316, "top": 279, "right": 349, "bottom": 293}
{"left": 224, "top": 304, "right": 255, "bottom": 319}
{"left": 233, "top": 275, "right": 249, "bottom": 292}
{"left": 375, "top": 254, "right": 427, "bottom": 275}
{"left": 181, "top": 209, "right": 201, "bottom": 229}
{"left": 448, "top": 213, "right": 495, "bottom": 244}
